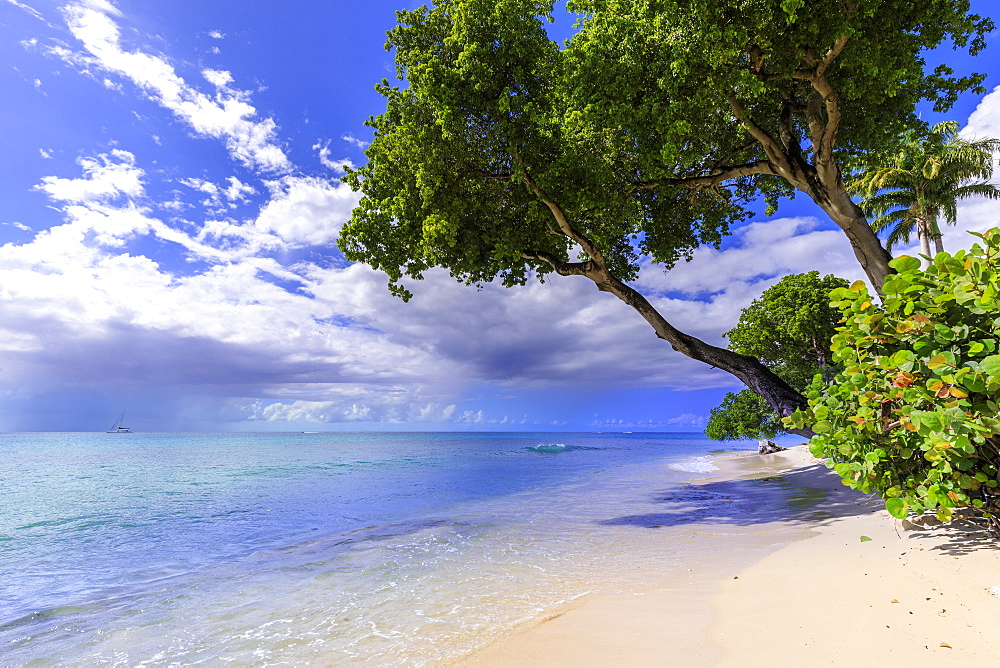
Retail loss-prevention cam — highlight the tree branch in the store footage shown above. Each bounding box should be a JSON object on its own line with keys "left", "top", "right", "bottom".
{"left": 512, "top": 150, "right": 608, "bottom": 266}
{"left": 633, "top": 160, "right": 777, "bottom": 191}
{"left": 520, "top": 250, "right": 598, "bottom": 277}
{"left": 723, "top": 91, "right": 791, "bottom": 173}
{"left": 792, "top": 34, "right": 849, "bottom": 170}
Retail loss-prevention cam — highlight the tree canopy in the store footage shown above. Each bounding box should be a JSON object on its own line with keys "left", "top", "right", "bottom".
{"left": 340, "top": 0, "right": 992, "bottom": 427}
{"left": 706, "top": 272, "right": 847, "bottom": 440}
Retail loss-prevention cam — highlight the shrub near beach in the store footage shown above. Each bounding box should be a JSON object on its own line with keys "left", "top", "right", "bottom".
{"left": 786, "top": 229, "right": 1000, "bottom": 523}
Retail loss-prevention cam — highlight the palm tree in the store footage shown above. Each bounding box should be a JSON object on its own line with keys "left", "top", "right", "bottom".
{"left": 851, "top": 121, "right": 1000, "bottom": 267}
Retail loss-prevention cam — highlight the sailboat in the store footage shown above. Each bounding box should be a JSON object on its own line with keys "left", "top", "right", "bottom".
{"left": 106, "top": 408, "right": 132, "bottom": 433}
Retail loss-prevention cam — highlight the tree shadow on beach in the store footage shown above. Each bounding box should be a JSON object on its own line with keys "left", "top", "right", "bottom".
{"left": 899, "top": 516, "right": 1000, "bottom": 555}
{"left": 598, "top": 463, "right": 881, "bottom": 529}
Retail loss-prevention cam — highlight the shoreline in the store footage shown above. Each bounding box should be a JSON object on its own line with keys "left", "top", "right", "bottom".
{"left": 458, "top": 446, "right": 1000, "bottom": 665}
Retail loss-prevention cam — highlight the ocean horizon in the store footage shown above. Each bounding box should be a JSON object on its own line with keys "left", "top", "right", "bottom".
{"left": 0, "top": 431, "right": 798, "bottom": 664}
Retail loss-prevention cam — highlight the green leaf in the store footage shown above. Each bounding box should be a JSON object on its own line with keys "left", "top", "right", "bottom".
{"left": 859, "top": 535, "right": 873, "bottom": 542}
{"left": 982, "top": 355, "right": 1000, "bottom": 377}
{"left": 889, "top": 256, "right": 921, "bottom": 273}
{"left": 885, "top": 498, "right": 908, "bottom": 519}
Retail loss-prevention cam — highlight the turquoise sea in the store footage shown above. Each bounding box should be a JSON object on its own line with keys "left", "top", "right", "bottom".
{"left": 0, "top": 431, "right": 796, "bottom": 665}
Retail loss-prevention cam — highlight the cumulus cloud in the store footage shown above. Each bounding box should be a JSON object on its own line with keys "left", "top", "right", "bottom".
{"left": 36, "top": 149, "right": 144, "bottom": 203}
{"left": 252, "top": 175, "right": 359, "bottom": 247}
{"left": 55, "top": 2, "right": 291, "bottom": 172}
{"left": 963, "top": 85, "right": 1000, "bottom": 140}
{"left": 341, "top": 134, "right": 370, "bottom": 150}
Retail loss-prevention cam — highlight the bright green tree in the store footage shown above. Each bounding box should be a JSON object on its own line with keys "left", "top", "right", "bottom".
{"left": 852, "top": 121, "right": 1000, "bottom": 266}
{"left": 707, "top": 272, "right": 847, "bottom": 440}
{"left": 786, "top": 231, "right": 1000, "bottom": 524}
{"left": 340, "top": 0, "right": 991, "bottom": 431}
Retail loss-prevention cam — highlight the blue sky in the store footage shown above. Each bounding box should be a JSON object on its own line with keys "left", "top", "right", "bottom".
{"left": 1, "top": 0, "right": 999, "bottom": 432}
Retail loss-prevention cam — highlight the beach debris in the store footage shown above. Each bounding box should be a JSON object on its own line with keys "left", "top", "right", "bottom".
{"left": 860, "top": 535, "right": 872, "bottom": 542}
{"left": 940, "top": 642, "right": 952, "bottom": 649}
{"left": 990, "top": 585, "right": 1000, "bottom": 597}
{"left": 757, "top": 439, "right": 787, "bottom": 454}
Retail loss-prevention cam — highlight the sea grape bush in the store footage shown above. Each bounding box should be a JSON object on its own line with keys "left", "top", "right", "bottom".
{"left": 786, "top": 229, "right": 1000, "bottom": 522}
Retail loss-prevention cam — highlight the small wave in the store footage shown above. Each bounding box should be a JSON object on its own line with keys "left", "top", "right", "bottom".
{"left": 667, "top": 455, "right": 719, "bottom": 473}
{"left": 526, "top": 443, "right": 569, "bottom": 454}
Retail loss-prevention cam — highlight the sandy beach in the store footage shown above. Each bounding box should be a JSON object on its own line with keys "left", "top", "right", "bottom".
{"left": 462, "top": 446, "right": 1000, "bottom": 666}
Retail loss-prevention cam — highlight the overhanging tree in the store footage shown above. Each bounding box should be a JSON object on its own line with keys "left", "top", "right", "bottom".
{"left": 340, "top": 0, "right": 992, "bottom": 432}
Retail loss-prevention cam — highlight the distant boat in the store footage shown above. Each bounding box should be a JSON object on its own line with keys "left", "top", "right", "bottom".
{"left": 106, "top": 408, "right": 132, "bottom": 433}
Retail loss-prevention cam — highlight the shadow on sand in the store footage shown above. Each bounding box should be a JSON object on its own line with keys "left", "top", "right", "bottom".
{"left": 598, "top": 462, "right": 881, "bottom": 530}
{"left": 900, "top": 515, "right": 1000, "bottom": 555}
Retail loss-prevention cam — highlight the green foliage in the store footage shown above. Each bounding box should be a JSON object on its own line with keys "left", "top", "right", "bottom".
{"left": 340, "top": 0, "right": 992, "bottom": 300}
{"left": 563, "top": 0, "right": 992, "bottom": 193}
{"left": 707, "top": 272, "right": 847, "bottom": 440}
{"left": 851, "top": 121, "right": 1000, "bottom": 253}
{"left": 706, "top": 390, "right": 783, "bottom": 440}
{"left": 727, "top": 272, "right": 849, "bottom": 387}
{"left": 340, "top": 0, "right": 745, "bottom": 300}
{"left": 785, "top": 232, "right": 1000, "bottom": 521}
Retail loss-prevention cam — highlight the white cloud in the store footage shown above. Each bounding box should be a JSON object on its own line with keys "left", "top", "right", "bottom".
{"left": 963, "top": 85, "right": 1000, "bottom": 140}
{"left": 202, "top": 68, "right": 233, "bottom": 88}
{"left": 457, "top": 409, "right": 486, "bottom": 424}
{"left": 56, "top": 2, "right": 291, "bottom": 173}
{"left": 223, "top": 176, "right": 255, "bottom": 203}
{"left": 4, "top": 0, "right": 45, "bottom": 22}
{"left": 665, "top": 413, "right": 707, "bottom": 427}
{"left": 252, "top": 175, "right": 359, "bottom": 247}
{"left": 637, "top": 216, "right": 866, "bottom": 298}
{"left": 178, "top": 175, "right": 257, "bottom": 212}
{"left": 35, "top": 149, "right": 144, "bottom": 203}
{"left": 208, "top": 30, "right": 224, "bottom": 40}
{"left": 342, "top": 133, "right": 370, "bottom": 150}
{"left": 312, "top": 139, "right": 355, "bottom": 173}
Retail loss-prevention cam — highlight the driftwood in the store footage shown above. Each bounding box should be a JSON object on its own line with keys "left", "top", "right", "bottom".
{"left": 758, "top": 439, "right": 787, "bottom": 455}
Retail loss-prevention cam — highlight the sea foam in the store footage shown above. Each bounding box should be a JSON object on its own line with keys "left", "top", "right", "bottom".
{"left": 667, "top": 455, "right": 720, "bottom": 473}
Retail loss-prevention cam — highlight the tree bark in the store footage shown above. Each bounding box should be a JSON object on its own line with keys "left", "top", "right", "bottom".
{"left": 595, "top": 272, "right": 816, "bottom": 437}
{"left": 802, "top": 182, "right": 894, "bottom": 290}
{"left": 718, "top": 45, "right": 896, "bottom": 294}
{"left": 527, "top": 249, "right": 815, "bottom": 436}
{"left": 917, "top": 215, "right": 933, "bottom": 269}
{"left": 933, "top": 234, "right": 944, "bottom": 255}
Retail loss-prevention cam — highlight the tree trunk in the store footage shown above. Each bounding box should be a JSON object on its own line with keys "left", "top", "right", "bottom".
{"left": 823, "top": 208, "right": 894, "bottom": 291}
{"left": 932, "top": 233, "right": 944, "bottom": 256}
{"left": 917, "top": 215, "right": 933, "bottom": 269}
{"left": 781, "top": 160, "right": 894, "bottom": 293}
{"left": 595, "top": 273, "right": 815, "bottom": 437}
{"left": 525, "top": 181, "right": 817, "bottom": 438}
